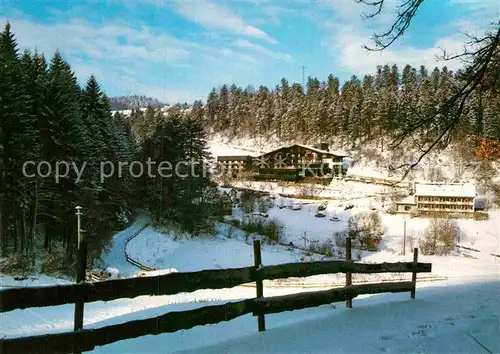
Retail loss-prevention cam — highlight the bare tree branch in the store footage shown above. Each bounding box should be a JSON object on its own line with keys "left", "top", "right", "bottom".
{"left": 360, "top": 0, "right": 425, "bottom": 51}
{"left": 358, "top": 0, "right": 500, "bottom": 179}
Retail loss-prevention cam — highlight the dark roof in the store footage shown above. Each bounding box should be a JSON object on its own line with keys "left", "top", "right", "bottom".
{"left": 259, "top": 144, "right": 348, "bottom": 158}
{"left": 217, "top": 155, "right": 251, "bottom": 161}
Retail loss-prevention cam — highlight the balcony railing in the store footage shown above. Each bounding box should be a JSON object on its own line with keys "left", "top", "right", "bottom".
{"left": 416, "top": 199, "right": 474, "bottom": 205}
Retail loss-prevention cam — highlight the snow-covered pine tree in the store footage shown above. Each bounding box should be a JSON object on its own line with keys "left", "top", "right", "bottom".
{"left": 0, "top": 23, "right": 38, "bottom": 256}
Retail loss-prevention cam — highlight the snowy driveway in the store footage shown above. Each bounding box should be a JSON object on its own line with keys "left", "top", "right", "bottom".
{"left": 101, "top": 215, "right": 149, "bottom": 277}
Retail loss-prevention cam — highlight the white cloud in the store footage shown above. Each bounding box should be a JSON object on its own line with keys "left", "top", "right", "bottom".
{"left": 324, "top": 0, "right": 395, "bottom": 26}
{"left": 218, "top": 47, "right": 258, "bottom": 64}
{"left": 1, "top": 17, "right": 192, "bottom": 64}
{"left": 323, "top": 24, "right": 466, "bottom": 73}
{"left": 118, "top": 77, "right": 205, "bottom": 104}
{"left": 171, "top": 0, "right": 276, "bottom": 43}
{"left": 234, "top": 39, "right": 292, "bottom": 62}
{"left": 0, "top": 16, "right": 208, "bottom": 102}
{"left": 69, "top": 58, "right": 205, "bottom": 103}
{"left": 1, "top": 14, "right": 266, "bottom": 102}
{"left": 452, "top": 0, "right": 500, "bottom": 14}
{"left": 319, "top": 0, "right": 494, "bottom": 75}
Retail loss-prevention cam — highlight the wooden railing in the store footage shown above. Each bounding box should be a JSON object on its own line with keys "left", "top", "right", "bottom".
{"left": 0, "top": 239, "right": 431, "bottom": 354}
{"left": 123, "top": 223, "right": 157, "bottom": 271}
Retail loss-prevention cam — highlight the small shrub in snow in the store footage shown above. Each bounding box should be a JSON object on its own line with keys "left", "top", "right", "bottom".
{"left": 239, "top": 191, "right": 256, "bottom": 214}
{"left": 0, "top": 254, "right": 34, "bottom": 274}
{"left": 41, "top": 242, "right": 75, "bottom": 277}
{"left": 473, "top": 212, "right": 489, "bottom": 221}
{"left": 258, "top": 198, "right": 269, "bottom": 214}
{"left": 240, "top": 217, "right": 284, "bottom": 244}
{"left": 229, "top": 219, "right": 241, "bottom": 228}
{"left": 347, "top": 212, "right": 385, "bottom": 251}
{"left": 333, "top": 231, "right": 347, "bottom": 247}
{"left": 262, "top": 219, "right": 285, "bottom": 244}
{"left": 226, "top": 224, "right": 235, "bottom": 239}
{"left": 420, "top": 217, "right": 463, "bottom": 255}
{"left": 308, "top": 241, "right": 334, "bottom": 257}
{"left": 407, "top": 229, "right": 417, "bottom": 252}
{"left": 355, "top": 250, "right": 362, "bottom": 261}
{"left": 385, "top": 204, "right": 397, "bottom": 214}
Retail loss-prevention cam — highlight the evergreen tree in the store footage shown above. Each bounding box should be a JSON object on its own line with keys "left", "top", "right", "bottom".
{"left": 0, "top": 23, "right": 37, "bottom": 255}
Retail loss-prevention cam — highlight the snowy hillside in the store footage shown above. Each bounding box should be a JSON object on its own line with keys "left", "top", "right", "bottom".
{"left": 207, "top": 136, "right": 500, "bottom": 187}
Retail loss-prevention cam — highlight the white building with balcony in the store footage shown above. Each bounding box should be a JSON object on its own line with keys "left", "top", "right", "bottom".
{"left": 395, "top": 183, "right": 477, "bottom": 214}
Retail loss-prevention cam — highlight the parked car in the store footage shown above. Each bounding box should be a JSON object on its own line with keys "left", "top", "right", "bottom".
{"left": 344, "top": 204, "right": 354, "bottom": 210}
{"left": 315, "top": 212, "right": 326, "bottom": 218}
{"left": 330, "top": 216, "right": 340, "bottom": 222}
{"left": 317, "top": 201, "right": 327, "bottom": 211}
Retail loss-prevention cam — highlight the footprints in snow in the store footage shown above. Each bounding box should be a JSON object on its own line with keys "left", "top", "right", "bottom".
{"left": 377, "top": 314, "right": 471, "bottom": 352}
{"left": 444, "top": 316, "right": 457, "bottom": 326}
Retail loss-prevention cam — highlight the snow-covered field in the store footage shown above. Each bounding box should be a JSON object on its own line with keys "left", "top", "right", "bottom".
{"left": 1, "top": 139, "right": 499, "bottom": 353}
{"left": 126, "top": 224, "right": 305, "bottom": 272}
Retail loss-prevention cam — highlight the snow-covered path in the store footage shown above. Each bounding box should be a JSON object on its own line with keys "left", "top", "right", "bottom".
{"left": 101, "top": 215, "right": 149, "bottom": 277}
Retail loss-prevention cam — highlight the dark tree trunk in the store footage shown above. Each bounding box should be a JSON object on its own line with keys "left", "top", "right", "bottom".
{"left": 0, "top": 210, "right": 5, "bottom": 257}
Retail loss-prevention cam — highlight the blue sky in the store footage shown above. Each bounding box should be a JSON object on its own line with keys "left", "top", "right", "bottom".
{"left": 1, "top": 0, "right": 498, "bottom": 104}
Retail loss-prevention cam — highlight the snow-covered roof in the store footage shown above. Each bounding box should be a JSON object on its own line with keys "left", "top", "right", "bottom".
{"left": 110, "top": 109, "right": 132, "bottom": 116}
{"left": 294, "top": 144, "right": 348, "bottom": 157}
{"left": 395, "top": 195, "right": 416, "bottom": 204}
{"left": 260, "top": 144, "right": 348, "bottom": 158}
{"left": 414, "top": 183, "right": 476, "bottom": 198}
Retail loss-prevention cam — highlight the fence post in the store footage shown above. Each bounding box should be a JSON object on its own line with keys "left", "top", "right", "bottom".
{"left": 253, "top": 239, "right": 266, "bottom": 332}
{"left": 411, "top": 247, "right": 418, "bottom": 299}
{"left": 74, "top": 231, "right": 88, "bottom": 332}
{"left": 345, "top": 236, "right": 352, "bottom": 308}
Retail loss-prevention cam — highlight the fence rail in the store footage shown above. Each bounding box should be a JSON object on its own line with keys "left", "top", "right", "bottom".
{"left": 0, "top": 261, "right": 430, "bottom": 313}
{"left": 0, "top": 299, "right": 254, "bottom": 354}
{"left": 123, "top": 223, "right": 157, "bottom": 271}
{"left": 0, "top": 239, "right": 432, "bottom": 354}
{"left": 0, "top": 266, "right": 255, "bottom": 313}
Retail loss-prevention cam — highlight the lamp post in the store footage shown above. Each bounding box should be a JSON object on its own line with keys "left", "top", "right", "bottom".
{"left": 74, "top": 206, "right": 87, "bottom": 333}
{"left": 75, "top": 206, "right": 82, "bottom": 248}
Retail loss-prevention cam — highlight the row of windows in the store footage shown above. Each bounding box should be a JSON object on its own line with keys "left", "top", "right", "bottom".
{"left": 219, "top": 165, "right": 244, "bottom": 170}
{"left": 218, "top": 160, "right": 246, "bottom": 164}
{"left": 418, "top": 204, "right": 473, "bottom": 210}
{"left": 268, "top": 152, "right": 335, "bottom": 162}
{"left": 416, "top": 196, "right": 473, "bottom": 203}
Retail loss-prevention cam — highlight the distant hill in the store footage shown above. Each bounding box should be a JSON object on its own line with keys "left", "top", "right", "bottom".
{"left": 108, "top": 95, "right": 165, "bottom": 110}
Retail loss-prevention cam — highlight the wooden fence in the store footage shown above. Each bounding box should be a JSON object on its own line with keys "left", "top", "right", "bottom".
{"left": 123, "top": 223, "right": 157, "bottom": 272}
{"left": 0, "top": 238, "right": 431, "bottom": 354}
